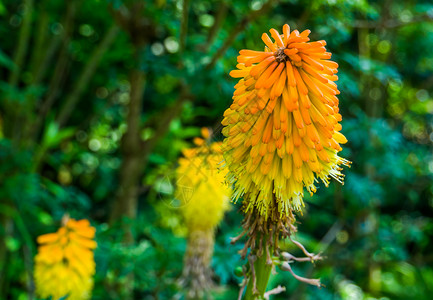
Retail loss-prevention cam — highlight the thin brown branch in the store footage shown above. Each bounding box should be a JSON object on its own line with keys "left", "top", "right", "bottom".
{"left": 289, "top": 237, "right": 318, "bottom": 260}
{"left": 289, "top": 221, "right": 343, "bottom": 299}
{"left": 110, "top": 3, "right": 155, "bottom": 47}
{"left": 280, "top": 262, "right": 321, "bottom": 287}
{"left": 203, "top": 2, "right": 228, "bottom": 52}
{"left": 206, "top": 0, "right": 276, "bottom": 69}
{"left": 354, "top": 13, "right": 433, "bottom": 29}
{"left": 32, "top": 34, "right": 62, "bottom": 85}
{"left": 8, "top": 0, "right": 34, "bottom": 87}
{"left": 179, "top": 0, "right": 190, "bottom": 53}
{"left": 110, "top": 3, "right": 131, "bottom": 27}
{"left": 237, "top": 275, "right": 248, "bottom": 300}
{"left": 77, "top": 87, "right": 121, "bottom": 130}
{"left": 56, "top": 24, "right": 120, "bottom": 127}
{"left": 140, "top": 83, "right": 192, "bottom": 159}
{"left": 296, "top": 7, "right": 311, "bottom": 30}
{"left": 28, "top": 0, "right": 49, "bottom": 80}
{"left": 281, "top": 252, "right": 322, "bottom": 263}
{"left": 40, "top": 0, "right": 78, "bottom": 117}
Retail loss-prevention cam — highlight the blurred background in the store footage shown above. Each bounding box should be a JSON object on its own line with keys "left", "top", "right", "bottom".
{"left": 1, "top": 0, "right": 433, "bottom": 299}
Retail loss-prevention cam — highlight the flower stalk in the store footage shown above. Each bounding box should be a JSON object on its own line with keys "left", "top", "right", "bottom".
{"left": 244, "top": 233, "right": 273, "bottom": 299}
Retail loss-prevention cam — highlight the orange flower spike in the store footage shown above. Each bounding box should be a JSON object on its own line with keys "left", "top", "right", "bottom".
{"left": 222, "top": 24, "right": 350, "bottom": 218}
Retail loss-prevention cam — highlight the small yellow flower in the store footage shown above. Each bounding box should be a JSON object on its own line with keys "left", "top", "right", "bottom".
{"left": 176, "top": 129, "right": 231, "bottom": 231}
{"left": 34, "top": 218, "right": 97, "bottom": 300}
{"left": 222, "top": 24, "right": 350, "bottom": 219}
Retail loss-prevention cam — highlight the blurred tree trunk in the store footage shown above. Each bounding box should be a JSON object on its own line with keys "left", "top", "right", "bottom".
{"left": 358, "top": 19, "right": 387, "bottom": 294}
{"left": 109, "top": 65, "right": 146, "bottom": 242}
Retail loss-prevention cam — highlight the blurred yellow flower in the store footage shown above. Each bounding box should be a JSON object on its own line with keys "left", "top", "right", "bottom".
{"left": 34, "top": 218, "right": 97, "bottom": 300}
{"left": 176, "top": 129, "right": 231, "bottom": 231}
{"left": 222, "top": 24, "right": 350, "bottom": 219}
{"left": 176, "top": 129, "right": 232, "bottom": 299}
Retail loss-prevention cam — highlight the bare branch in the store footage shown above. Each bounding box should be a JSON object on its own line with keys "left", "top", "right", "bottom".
{"left": 9, "top": 0, "right": 34, "bottom": 87}
{"left": 140, "top": 82, "right": 192, "bottom": 156}
{"left": 280, "top": 262, "right": 321, "bottom": 287}
{"left": 264, "top": 285, "right": 286, "bottom": 300}
{"left": 203, "top": 2, "right": 228, "bottom": 52}
{"left": 29, "top": 0, "right": 50, "bottom": 80}
{"left": 32, "top": 35, "right": 62, "bottom": 86}
{"left": 281, "top": 252, "right": 323, "bottom": 263}
{"left": 40, "top": 0, "right": 78, "bottom": 117}
{"left": 289, "top": 237, "right": 317, "bottom": 259}
{"left": 56, "top": 24, "right": 120, "bottom": 127}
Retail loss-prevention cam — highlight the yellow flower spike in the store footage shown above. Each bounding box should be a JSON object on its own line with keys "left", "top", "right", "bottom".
{"left": 34, "top": 218, "right": 97, "bottom": 300}
{"left": 176, "top": 130, "right": 232, "bottom": 299}
{"left": 176, "top": 132, "right": 231, "bottom": 232}
{"left": 222, "top": 24, "right": 351, "bottom": 220}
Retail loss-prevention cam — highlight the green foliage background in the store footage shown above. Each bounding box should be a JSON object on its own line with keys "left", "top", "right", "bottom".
{"left": 0, "top": 0, "right": 433, "bottom": 299}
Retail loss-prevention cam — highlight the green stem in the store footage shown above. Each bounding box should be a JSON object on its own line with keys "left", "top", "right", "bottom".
{"left": 244, "top": 236, "right": 273, "bottom": 300}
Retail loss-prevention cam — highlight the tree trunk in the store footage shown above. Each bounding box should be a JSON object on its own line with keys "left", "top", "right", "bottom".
{"left": 109, "top": 67, "right": 146, "bottom": 243}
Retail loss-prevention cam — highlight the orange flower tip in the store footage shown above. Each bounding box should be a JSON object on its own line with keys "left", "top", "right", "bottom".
{"left": 193, "top": 137, "right": 205, "bottom": 146}
{"left": 269, "top": 28, "right": 284, "bottom": 47}
{"left": 262, "top": 33, "right": 277, "bottom": 52}
{"left": 230, "top": 70, "right": 247, "bottom": 78}
{"left": 284, "top": 49, "right": 296, "bottom": 56}
{"left": 300, "top": 29, "right": 311, "bottom": 37}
